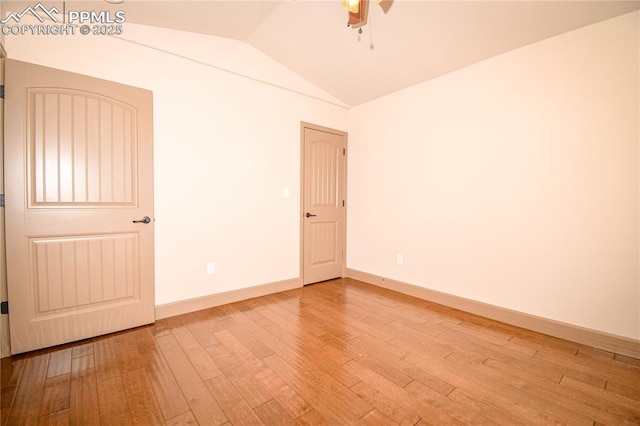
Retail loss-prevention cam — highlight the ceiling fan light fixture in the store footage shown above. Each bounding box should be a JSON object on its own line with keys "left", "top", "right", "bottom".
{"left": 104, "top": 0, "right": 124, "bottom": 4}
{"left": 342, "top": 0, "right": 360, "bottom": 14}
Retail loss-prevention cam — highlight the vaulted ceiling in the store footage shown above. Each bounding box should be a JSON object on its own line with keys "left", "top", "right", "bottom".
{"left": 3, "top": 0, "right": 639, "bottom": 106}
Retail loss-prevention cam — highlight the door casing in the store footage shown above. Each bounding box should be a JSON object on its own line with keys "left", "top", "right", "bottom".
{"left": 0, "top": 49, "right": 8, "bottom": 358}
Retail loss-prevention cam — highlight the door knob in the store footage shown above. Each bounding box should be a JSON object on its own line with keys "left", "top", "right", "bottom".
{"left": 133, "top": 216, "right": 151, "bottom": 224}
{"left": 305, "top": 212, "right": 317, "bottom": 218}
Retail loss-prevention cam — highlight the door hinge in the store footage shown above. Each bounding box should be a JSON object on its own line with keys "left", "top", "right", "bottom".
{"left": 0, "top": 194, "right": 4, "bottom": 208}
{"left": 343, "top": 148, "right": 346, "bottom": 155}
{"left": 0, "top": 301, "right": 7, "bottom": 315}
{"left": 0, "top": 85, "right": 4, "bottom": 99}
{"left": 342, "top": 200, "right": 345, "bottom": 207}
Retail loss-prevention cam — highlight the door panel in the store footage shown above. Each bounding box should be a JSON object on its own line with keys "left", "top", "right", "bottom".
{"left": 30, "top": 234, "right": 138, "bottom": 314}
{"left": 29, "top": 89, "right": 137, "bottom": 206}
{"left": 5, "top": 59, "right": 154, "bottom": 354}
{"left": 302, "top": 124, "right": 347, "bottom": 285}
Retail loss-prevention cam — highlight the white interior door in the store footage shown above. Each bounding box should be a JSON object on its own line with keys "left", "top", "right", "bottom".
{"left": 302, "top": 123, "right": 347, "bottom": 285}
{"left": 5, "top": 59, "right": 155, "bottom": 354}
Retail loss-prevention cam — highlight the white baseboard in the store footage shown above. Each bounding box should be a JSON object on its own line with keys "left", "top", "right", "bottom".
{"left": 155, "top": 278, "right": 302, "bottom": 320}
{"left": 346, "top": 268, "right": 640, "bottom": 359}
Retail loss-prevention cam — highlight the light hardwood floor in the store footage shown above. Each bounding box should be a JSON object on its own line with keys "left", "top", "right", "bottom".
{"left": 2, "top": 278, "right": 639, "bottom": 425}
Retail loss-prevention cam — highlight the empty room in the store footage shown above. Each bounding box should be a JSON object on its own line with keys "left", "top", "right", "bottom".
{"left": 0, "top": 0, "right": 639, "bottom": 424}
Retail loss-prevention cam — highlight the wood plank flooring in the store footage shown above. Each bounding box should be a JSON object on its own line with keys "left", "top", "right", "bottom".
{"left": 2, "top": 278, "right": 640, "bottom": 425}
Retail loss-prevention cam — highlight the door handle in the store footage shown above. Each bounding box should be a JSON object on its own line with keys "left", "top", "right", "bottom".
{"left": 133, "top": 216, "right": 151, "bottom": 224}
{"left": 305, "top": 212, "right": 317, "bottom": 218}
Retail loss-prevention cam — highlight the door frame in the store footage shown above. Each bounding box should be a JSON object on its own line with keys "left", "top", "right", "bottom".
{"left": 0, "top": 45, "right": 8, "bottom": 358}
{"left": 299, "top": 121, "right": 348, "bottom": 285}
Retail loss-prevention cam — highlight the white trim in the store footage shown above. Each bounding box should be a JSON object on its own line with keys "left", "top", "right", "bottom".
{"left": 155, "top": 278, "right": 302, "bottom": 320}
{"left": 347, "top": 268, "right": 640, "bottom": 359}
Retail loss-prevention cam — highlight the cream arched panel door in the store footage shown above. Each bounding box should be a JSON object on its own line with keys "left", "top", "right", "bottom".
{"left": 5, "top": 60, "right": 154, "bottom": 354}
{"left": 301, "top": 123, "right": 347, "bottom": 285}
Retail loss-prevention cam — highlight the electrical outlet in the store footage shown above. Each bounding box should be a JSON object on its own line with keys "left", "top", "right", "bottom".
{"left": 207, "top": 262, "right": 216, "bottom": 275}
{"left": 396, "top": 254, "right": 404, "bottom": 265}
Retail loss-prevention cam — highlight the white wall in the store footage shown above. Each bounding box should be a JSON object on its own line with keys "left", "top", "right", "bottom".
{"left": 5, "top": 10, "right": 639, "bottom": 342}
{"left": 348, "top": 11, "right": 639, "bottom": 339}
{"left": 0, "top": 0, "right": 5, "bottom": 49}
{"left": 5, "top": 23, "right": 348, "bottom": 306}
